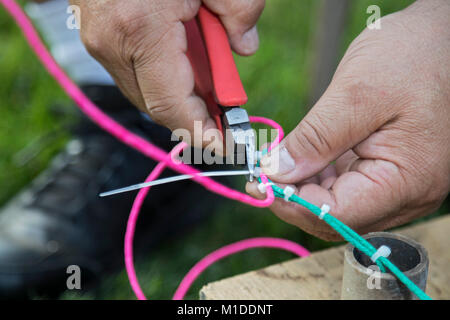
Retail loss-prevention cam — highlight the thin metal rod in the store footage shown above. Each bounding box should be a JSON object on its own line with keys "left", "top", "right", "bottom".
{"left": 99, "top": 170, "right": 250, "bottom": 198}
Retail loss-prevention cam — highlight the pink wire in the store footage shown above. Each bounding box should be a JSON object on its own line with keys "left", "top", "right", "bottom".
{"left": 125, "top": 164, "right": 166, "bottom": 300}
{"left": 0, "top": 0, "right": 274, "bottom": 209}
{"left": 125, "top": 119, "right": 288, "bottom": 300}
{"left": 172, "top": 238, "right": 310, "bottom": 300}
{"left": 125, "top": 142, "right": 187, "bottom": 300}
{"left": 2, "top": 0, "right": 311, "bottom": 300}
{"left": 249, "top": 116, "right": 285, "bottom": 150}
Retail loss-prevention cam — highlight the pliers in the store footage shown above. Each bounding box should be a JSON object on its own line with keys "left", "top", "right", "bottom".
{"left": 99, "top": 7, "right": 256, "bottom": 198}
{"left": 185, "top": 6, "right": 256, "bottom": 182}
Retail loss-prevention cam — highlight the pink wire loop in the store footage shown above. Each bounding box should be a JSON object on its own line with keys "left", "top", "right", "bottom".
{"left": 125, "top": 118, "right": 288, "bottom": 300}
{"left": 249, "top": 116, "right": 285, "bottom": 151}
{"left": 172, "top": 237, "right": 310, "bottom": 300}
{"left": 2, "top": 0, "right": 311, "bottom": 301}
{"left": 125, "top": 143, "right": 188, "bottom": 300}
{"left": 0, "top": 0, "right": 274, "bottom": 209}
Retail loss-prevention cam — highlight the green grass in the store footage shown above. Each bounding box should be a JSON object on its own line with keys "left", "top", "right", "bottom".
{"left": 1, "top": 0, "right": 447, "bottom": 300}
{"left": 0, "top": 0, "right": 72, "bottom": 206}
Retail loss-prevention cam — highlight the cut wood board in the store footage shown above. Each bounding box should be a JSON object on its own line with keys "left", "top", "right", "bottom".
{"left": 200, "top": 214, "right": 450, "bottom": 300}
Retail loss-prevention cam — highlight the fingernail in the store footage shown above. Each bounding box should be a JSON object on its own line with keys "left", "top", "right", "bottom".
{"left": 241, "top": 26, "right": 259, "bottom": 54}
{"left": 261, "top": 146, "right": 296, "bottom": 176}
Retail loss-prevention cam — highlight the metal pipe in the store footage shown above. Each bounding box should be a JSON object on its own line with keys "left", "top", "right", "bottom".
{"left": 341, "top": 232, "right": 429, "bottom": 300}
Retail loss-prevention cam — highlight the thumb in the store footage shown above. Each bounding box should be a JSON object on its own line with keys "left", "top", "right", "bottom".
{"left": 203, "top": 0, "right": 265, "bottom": 56}
{"left": 261, "top": 83, "right": 391, "bottom": 184}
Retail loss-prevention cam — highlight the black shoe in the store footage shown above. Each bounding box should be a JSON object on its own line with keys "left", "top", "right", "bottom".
{"left": 0, "top": 86, "right": 222, "bottom": 299}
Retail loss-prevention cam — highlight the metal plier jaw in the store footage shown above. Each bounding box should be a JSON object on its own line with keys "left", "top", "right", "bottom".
{"left": 186, "top": 7, "right": 255, "bottom": 180}
{"left": 222, "top": 107, "right": 256, "bottom": 182}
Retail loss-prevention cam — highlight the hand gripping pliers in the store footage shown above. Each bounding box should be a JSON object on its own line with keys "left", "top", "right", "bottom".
{"left": 185, "top": 6, "right": 256, "bottom": 182}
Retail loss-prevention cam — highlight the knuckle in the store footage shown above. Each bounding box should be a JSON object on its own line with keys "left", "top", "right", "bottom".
{"left": 113, "top": 10, "right": 146, "bottom": 39}
{"left": 228, "top": 0, "right": 265, "bottom": 15}
{"left": 253, "top": 0, "right": 266, "bottom": 14}
{"left": 423, "top": 176, "right": 450, "bottom": 207}
{"left": 331, "top": 78, "right": 391, "bottom": 129}
{"left": 112, "top": 12, "right": 150, "bottom": 52}
{"left": 238, "top": 0, "right": 266, "bottom": 23}
{"left": 81, "top": 31, "right": 105, "bottom": 59}
{"left": 293, "top": 117, "right": 332, "bottom": 157}
{"left": 401, "top": 156, "right": 449, "bottom": 214}
{"left": 80, "top": 7, "right": 151, "bottom": 60}
{"left": 146, "top": 97, "right": 180, "bottom": 127}
{"left": 112, "top": 4, "right": 174, "bottom": 55}
{"left": 183, "top": 0, "right": 201, "bottom": 16}
{"left": 337, "top": 78, "right": 380, "bottom": 111}
{"left": 243, "top": 0, "right": 266, "bottom": 13}
{"left": 113, "top": 10, "right": 177, "bottom": 65}
{"left": 214, "top": 0, "right": 265, "bottom": 20}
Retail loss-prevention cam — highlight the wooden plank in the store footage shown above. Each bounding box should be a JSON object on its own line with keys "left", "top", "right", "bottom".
{"left": 200, "top": 214, "right": 450, "bottom": 300}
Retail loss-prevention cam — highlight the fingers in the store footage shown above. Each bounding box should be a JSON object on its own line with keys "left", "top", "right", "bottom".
{"left": 247, "top": 0, "right": 450, "bottom": 241}
{"left": 260, "top": 79, "right": 397, "bottom": 185}
{"left": 248, "top": 159, "right": 406, "bottom": 241}
{"left": 318, "top": 164, "right": 337, "bottom": 189}
{"left": 75, "top": 0, "right": 223, "bottom": 151}
{"left": 132, "top": 22, "right": 222, "bottom": 150}
{"left": 75, "top": 0, "right": 266, "bottom": 152}
{"left": 246, "top": 180, "right": 340, "bottom": 240}
{"left": 203, "top": 0, "right": 265, "bottom": 55}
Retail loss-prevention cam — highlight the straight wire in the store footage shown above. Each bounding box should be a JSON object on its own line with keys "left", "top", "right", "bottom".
{"left": 99, "top": 170, "right": 251, "bottom": 197}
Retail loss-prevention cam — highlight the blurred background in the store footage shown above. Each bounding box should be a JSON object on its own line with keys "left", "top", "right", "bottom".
{"left": 0, "top": 0, "right": 448, "bottom": 299}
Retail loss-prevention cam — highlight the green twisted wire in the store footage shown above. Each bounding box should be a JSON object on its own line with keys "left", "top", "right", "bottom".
{"left": 258, "top": 177, "right": 431, "bottom": 300}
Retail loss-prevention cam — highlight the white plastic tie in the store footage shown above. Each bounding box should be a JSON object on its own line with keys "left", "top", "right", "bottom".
{"left": 255, "top": 151, "right": 263, "bottom": 162}
{"left": 253, "top": 167, "right": 262, "bottom": 178}
{"left": 371, "top": 245, "right": 391, "bottom": 263}
{"left": 283, "top": 186, "right": 295, "bottom": 202}
{"left": 319, "top": 204, "right": 330, "bottom": 220}
{"left": 257, "top": 182, "right": 273, "bottom": 194}
{"left": 257, "top": 183, "right": 267, "bottom": 194}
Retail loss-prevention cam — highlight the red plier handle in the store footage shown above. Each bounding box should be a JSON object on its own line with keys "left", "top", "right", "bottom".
{"left": 185, "top": 6, "right": 248, "bottom": 133}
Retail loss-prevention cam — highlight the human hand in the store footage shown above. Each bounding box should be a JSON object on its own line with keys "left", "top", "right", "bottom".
{"left": 70, "top": 0, "right": 265, "bottom": 150}
{"left": 247, "top": 0, "right": 450, "bottom": 240}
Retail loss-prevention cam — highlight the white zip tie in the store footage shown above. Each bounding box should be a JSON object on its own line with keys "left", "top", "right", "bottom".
{"left": 257, "top": 183, "right": 267, "bottom": 194}
{"left": 283, "top": 186, "right": 295, "bottom": 202}
{"left": 319, "top": 204, "right": 330, "bottom": 220}
{"left": 257, "top": 183, "right": 269, "bottom": 194}
{"left": 100, "top": 170, "right": 250, "bottom": 197}
{"left": 255, "top": 151, "right": 263, "bottom": 162}
{"left": 371, "top": 245, "right": 391, "bottom": 263}
{"left": 257, "top": 182, "right": 275, "bottom": 194}
{"left": 253, "top": 167, "right": 262, "bottom": 178}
